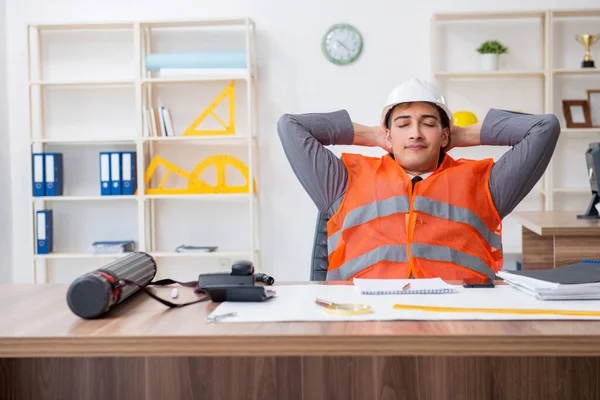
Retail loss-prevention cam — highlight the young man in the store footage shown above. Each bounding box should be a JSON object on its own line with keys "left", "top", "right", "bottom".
{"left": 277, "top": 78, "right": 560, "bottom": 282}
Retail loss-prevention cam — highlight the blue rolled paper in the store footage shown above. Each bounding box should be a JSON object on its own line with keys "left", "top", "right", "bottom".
{"left": 145, "top": 51, "right": 247, "bottom": 71}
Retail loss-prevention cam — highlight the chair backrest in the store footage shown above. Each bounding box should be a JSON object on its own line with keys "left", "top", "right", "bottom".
{"left": 310, "top": 211, "right": 329, "bottom": 281}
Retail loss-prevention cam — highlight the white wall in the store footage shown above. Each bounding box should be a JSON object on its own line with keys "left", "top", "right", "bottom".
{"left": 5, "top": 0, "right": 600, "bottom": 283}
{"left": 0, "top": 0, "right": 11, "bottom": 284}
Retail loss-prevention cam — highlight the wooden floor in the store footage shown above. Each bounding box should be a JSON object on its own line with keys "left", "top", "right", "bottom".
{"left": 2, "top": 356, "right": 599, "bottom": 400}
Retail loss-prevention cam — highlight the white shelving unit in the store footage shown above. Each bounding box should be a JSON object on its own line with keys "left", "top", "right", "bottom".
{"left": 431, "top": 8, "right": 600, "bottom": 255}
{"left": 27, "top": 18, "right": 259, "bottom": 283}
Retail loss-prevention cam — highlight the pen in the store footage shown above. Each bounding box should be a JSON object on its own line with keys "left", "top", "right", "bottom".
{"left": 206, "top": 312, "right": 237, "bottom": 322}
{"left": 402, "top": 283, "right": 411, "bottom": 291}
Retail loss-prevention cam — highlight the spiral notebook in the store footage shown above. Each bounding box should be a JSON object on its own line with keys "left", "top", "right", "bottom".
{"left": 353, "top": 277, "right": 457, "bottom": 295}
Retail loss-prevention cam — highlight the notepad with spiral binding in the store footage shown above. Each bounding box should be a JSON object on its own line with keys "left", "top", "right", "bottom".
{"left": 353, "top": 278, "right": 457, "bottom": 295}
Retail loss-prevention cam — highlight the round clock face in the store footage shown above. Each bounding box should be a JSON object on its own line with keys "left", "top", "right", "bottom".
{"left": 322, "top": 23, "right": 363, "bottom": 65}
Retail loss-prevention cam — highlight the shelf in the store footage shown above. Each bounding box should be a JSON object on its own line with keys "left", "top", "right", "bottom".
{"left": 560, "top": 128, "right": 600, "bottom": 136}
{"left": 553, "top": 69, "right": 600, "bottom": 76}
{"left": 430, "top": 8, "right": 600, "bottom": 260}
{"left": 552, "top": 68, "right": 600, "bottom": 75}
{"left": 435, "top": 71, "right": 544, "bottom": 79}
{"left": 33, "top": 195, "right": 137, "bottom": 202}
{"left": 150, "top": 250, "right": 253, "bottom": 258}
{"left": 140, "top": 18, "right": 252, "bottom": 28}
{"left": 552, "top": 188, "right": 590, "bottom": 194}
{"left": 30, "top": 18, "right": 253, "bottom": 31}
{"left": 30, "top": 22, "right": 135, "bottom": 31}
{"left": 29, "top": 79, "right": 135, "bottom": 87}
{"left": 35, "top": 250, "right": 257, "bottom": 260}
{"left": 144, "top": 193, "right": 253, "bottom": 201}
{"left": 433, "top": 11, "right": 545, "bottom": 21}
{"left": 35, "top": 252, "right": 127, "bottom": 260}
{"left": 143, "top": 135, "right": 250, "bottom": 145}
{"left": 26, "top": 17, "right": 260, "bottom": 284}
{"left": 142, "top": 72, "right": 250, "bottom": 84}
{"left": 32, "top": 137, "right": 138, "bottom": 145}
{"left": 552, "top": 9, "right": 600, "bottom": 18}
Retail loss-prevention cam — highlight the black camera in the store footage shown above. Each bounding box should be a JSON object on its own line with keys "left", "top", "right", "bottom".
{"left": 195, "top": 260, "right": 274, "bottom": 292}
{"left": 195, "top": 260, "right": 275, "bottom": 302}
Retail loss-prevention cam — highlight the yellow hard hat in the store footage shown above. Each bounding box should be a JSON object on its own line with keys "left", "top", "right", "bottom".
{"left": 452, "top": 111, "right": 478, "bottom": 127}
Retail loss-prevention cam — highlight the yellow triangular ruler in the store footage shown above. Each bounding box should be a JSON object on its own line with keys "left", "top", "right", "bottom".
{"left": 182, "top": 81, "right": 235, "bottom": 136}
{"left": 143, "top": 155, "right": 193, "bottom": 195}
{"left": 142, "top": 154, "right": 256, "bottom": 195}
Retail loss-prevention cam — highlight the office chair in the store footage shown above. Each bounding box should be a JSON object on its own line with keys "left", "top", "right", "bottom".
{"left": 310, "top": 211, "right": 329, "bottom": 281}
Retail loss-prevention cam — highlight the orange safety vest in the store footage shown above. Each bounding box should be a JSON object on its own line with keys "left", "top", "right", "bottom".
{"left": 326, "top": 153, "right": 503, "bottom": 283}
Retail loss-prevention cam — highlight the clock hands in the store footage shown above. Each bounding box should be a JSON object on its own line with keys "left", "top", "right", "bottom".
{"left": 336, "top": 39, "right": 350, "bottom": 52}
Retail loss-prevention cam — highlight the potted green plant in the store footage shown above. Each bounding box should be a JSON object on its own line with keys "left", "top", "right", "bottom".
{"left": 476, "top": 40, "right": 508, "bottom": 71}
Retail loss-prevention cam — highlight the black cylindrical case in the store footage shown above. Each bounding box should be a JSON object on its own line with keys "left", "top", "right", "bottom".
{"left": 66, "top": 252, "right": 157, "bottom": 319}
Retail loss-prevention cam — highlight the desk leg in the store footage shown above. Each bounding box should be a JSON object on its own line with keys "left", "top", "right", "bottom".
{"left": 521, "top": 227, "right": 554, "bottom": 269}
{"left": 2, "top": 356, "right": 599, "bottom": 400}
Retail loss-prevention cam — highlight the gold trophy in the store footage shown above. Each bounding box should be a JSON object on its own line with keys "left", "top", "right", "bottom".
{"left": 576, "top": 34, "right": 599, "bottom": 68}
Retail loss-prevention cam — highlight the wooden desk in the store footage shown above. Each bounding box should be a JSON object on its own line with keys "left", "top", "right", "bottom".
{"left": 512, "top": 211, "right": 600, "bottom": 270}
{"left": 1, "top": 283, "right": 600, "bottom": 400}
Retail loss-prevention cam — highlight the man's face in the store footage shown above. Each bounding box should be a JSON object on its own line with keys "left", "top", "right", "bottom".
{"left": 384, "top": 102, "right": 449, "bottom": 174}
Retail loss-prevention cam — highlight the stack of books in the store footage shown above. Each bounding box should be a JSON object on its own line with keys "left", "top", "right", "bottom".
{"left": 497, "top": 260, "right": 600, "bottom": 300}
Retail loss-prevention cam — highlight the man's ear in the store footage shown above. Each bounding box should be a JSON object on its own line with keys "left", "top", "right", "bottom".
{"left": 441, "top": 127, "right": 450, "bottom": 148}
{"left": 385, "top": 128, "right": 393, "bottom": 151}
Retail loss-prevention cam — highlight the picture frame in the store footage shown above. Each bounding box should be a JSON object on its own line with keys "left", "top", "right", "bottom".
{"left": 587, "top": 90, "right": 600, "bottom": 127}
{"left": 562, "top": 100, "right": 592, "bottom": 128}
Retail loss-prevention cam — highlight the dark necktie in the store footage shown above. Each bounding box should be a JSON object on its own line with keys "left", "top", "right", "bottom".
{"left": 411, "top": 176, "right": 422, "bottom": 189}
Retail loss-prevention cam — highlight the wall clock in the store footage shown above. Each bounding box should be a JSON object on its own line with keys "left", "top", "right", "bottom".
{"left": 321, "top": 23, "right": 363, "bottom": 65}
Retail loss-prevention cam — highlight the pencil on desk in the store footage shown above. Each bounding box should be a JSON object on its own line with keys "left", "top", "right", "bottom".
{"left": 402, "top": 283, "right": 411, "bottom": 291}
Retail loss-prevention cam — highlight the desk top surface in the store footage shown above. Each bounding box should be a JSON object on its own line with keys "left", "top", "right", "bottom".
{"left": 512, "top": 211, "right": 600, "bottom": 236}
{"left": 2, "top": 283, "right": 600, "bottom": 358}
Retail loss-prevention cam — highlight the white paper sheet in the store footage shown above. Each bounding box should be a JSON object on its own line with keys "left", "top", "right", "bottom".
{"left": 206, "top": 284, "right": 600, "bottom": 322}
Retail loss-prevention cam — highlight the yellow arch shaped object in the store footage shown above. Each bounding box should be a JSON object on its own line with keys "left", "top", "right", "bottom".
{"left": 182, "top": 81, "right": 235, "bottom": 136}
{"left": 142, "top": 154, "right": 256, "bottom": 195}
{"left": 189, "top": 154, "right": 256, "bottom": 194}
{"left": 452, "top": 110, "right": 478, "bottom": 127}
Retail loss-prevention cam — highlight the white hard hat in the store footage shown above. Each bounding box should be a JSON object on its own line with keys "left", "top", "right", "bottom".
{"left": 380, "top": 78, "right": 452, "bottom": 128}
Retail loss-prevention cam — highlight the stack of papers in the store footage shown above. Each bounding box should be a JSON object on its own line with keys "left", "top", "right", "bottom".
{"left": 352, "top": 277, "right": 456, "bottom": 295}
{"left": 498, "top": 261, "right": 600, "bottom": 300}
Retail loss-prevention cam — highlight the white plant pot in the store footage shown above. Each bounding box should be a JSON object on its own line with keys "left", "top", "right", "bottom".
{"left": 480, "top": 53, "right": 499, "bottom": 71}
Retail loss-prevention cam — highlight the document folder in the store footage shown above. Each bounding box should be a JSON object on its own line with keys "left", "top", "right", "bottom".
{"left": 99, "top": 152, "right": 111, "bottom": 196}
{"left": 32, "top": 153, "right": 45, "bottom": 196}
{"left": 120, "top": 151, "right": 137, "bottom": 195}
{"left": 110, "top": 152, "right": 121, "bottom": 195}
{"left": 36, "top": 210, "right": 53, "bottom": 254}
{"left": 44, "top": 153, "right": 63, "bottom": 196}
